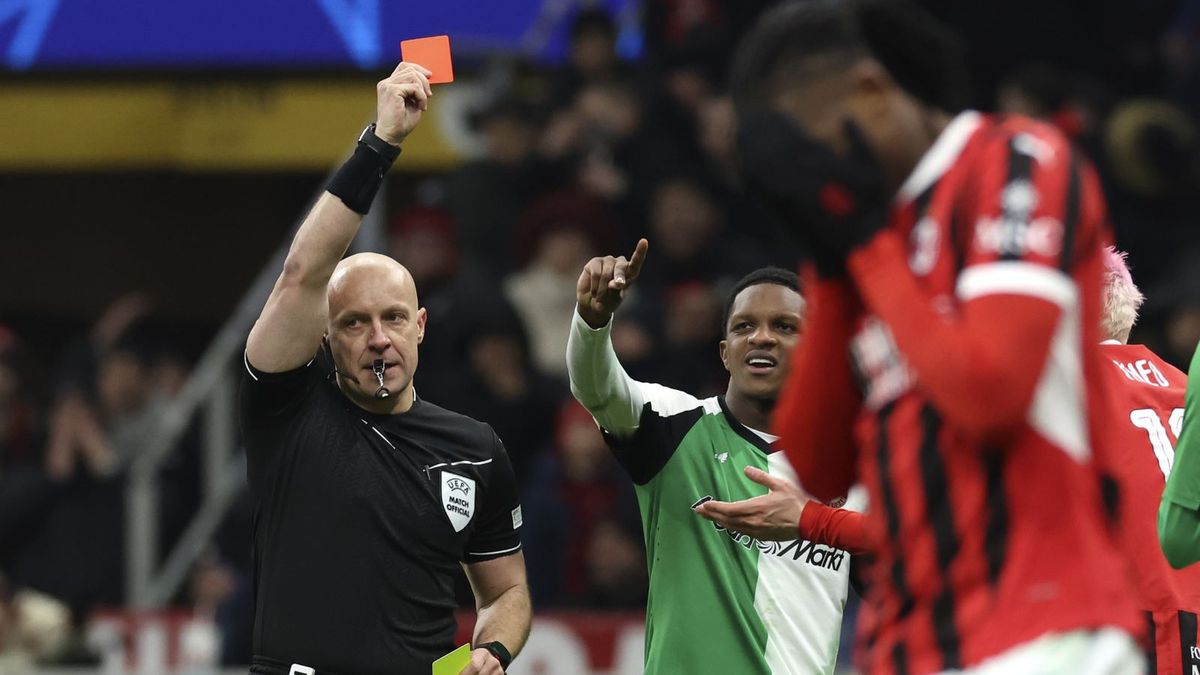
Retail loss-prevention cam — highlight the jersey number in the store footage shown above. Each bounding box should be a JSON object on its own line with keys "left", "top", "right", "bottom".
{"left": 1130, "top": 407, "right": 1184, "bottom": 480}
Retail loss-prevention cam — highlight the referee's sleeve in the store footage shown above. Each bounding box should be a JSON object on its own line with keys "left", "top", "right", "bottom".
{"left": 240, "top": 349, "right": 320, "bottom": 420}
{"left": 463, "top": 431, "right": 523, "bottom": 563}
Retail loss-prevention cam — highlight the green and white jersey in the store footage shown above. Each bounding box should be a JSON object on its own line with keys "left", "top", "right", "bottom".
{"left": 567, "top": 311, "right": 863, "bottom": 675}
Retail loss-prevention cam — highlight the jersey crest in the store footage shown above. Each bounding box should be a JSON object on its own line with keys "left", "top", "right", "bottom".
{"left": 441, "top": 472, "right": 476, "bottom": 532}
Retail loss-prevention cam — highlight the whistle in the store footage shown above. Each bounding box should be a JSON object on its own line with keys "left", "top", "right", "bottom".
{"left": 372, "top": 359, "right": 390, "bottom": 399}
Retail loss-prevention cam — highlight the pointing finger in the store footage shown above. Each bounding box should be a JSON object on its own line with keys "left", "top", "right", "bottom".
{"left": 626, "top": 238, "right": 649, "bottom": 281}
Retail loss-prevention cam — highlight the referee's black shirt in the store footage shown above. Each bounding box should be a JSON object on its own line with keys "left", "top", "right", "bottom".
{"left": 239, "top": 352, "right": 523, "bottom": 675}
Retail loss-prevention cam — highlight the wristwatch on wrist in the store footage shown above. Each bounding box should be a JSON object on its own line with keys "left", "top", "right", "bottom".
{"left": 357, "top": 123, "right": 401, "bottom": 163}
{"left": 477, "top": 641, "right": 512, "bottom": 670}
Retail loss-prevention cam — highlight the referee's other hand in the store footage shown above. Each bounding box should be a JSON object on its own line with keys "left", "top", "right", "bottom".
{"left": 459, "top": 648, "right": 505, "bottom": 675}
{"left": 375, "top": 61, "right": 433, "bottom": 147}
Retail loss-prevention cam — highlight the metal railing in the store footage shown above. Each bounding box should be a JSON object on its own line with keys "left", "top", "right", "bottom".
{"left": 124, "top": 167, "right": 386, "bottom": 608}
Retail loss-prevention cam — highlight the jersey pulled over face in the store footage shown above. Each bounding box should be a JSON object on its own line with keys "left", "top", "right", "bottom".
{"left": 721, "top": 283, "right": 804, "bottom": 401}
{"left": 326, "top": 254, "right": 426, "bottom": 411}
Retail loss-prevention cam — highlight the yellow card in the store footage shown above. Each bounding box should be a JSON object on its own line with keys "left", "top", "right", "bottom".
{"left": 432, "top": 644, "right": 472, "bottom": 675}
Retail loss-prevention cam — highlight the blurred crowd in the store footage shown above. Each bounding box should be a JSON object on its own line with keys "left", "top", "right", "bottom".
{"left": 1, "top": 0, "right": 1199, "bottom": 669}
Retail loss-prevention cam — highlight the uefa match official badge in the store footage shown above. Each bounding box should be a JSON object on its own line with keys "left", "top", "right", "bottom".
{"left": 441, "top": 472, "right": 476, "bottom": 532}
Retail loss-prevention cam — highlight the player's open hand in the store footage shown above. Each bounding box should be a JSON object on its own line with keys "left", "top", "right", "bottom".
{"left": 375, "top": 61, "right": 434, "bottom": 146}
{"left": 694, "top": 466, "right": 811, "bottom": 541}
{"left": 576, "top": 238, "right": 648, "bottom": 329}
{"left": 458, "top": 647, "right": 504, "bottom": 675}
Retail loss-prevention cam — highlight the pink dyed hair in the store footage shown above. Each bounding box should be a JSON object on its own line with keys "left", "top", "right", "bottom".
{"left": 1101, "top": 246, "right": 1145, "bottom": 343}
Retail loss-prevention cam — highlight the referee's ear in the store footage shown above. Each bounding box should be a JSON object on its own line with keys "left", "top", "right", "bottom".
{"left": 416, "top": 307, "right": 427, "bottom": 344}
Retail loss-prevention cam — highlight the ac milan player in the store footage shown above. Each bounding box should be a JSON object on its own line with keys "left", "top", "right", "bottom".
{"left": 733, "top": 1, "right": 1142, "bottom": 673}
{"left": 1097, "top": 248, "right": 1200, "bottom": 675}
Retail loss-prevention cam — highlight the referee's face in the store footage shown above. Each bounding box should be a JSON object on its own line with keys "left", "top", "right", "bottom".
{"left": 327, "top": 255, "right": 427, "bottom": 412}
{"left": 720, "top": 284, "right": 804, "bottom": 402}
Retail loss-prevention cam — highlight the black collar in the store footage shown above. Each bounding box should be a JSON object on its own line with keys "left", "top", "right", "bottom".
{"left": 718, "top": 396, "right": 778, "bottom": 454}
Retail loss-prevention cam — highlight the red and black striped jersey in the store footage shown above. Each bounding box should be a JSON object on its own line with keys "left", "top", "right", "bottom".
{"left": 777, "top": 111, "right": 1142, "bottom": 675}
{"left": 853, "top": 112, "right": 1139, "bottom": 674}
{"left": 1098, "top": 342, "right": 1200, "bottom": 675}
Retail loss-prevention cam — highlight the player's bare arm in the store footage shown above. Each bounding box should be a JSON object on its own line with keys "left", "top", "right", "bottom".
{"left": 245, "top": 61, "right": 432, "bottom": 373}
{"left": 462, "top": 552, "right": 531, "bottom": 675}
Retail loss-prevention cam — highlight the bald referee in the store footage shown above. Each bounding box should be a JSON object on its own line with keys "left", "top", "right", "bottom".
{"left": 240, "top": 61, "right": 530, "bottom": 675}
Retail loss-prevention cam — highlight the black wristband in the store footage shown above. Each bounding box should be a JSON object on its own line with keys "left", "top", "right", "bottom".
{"left": 477, "top": 641, "right": 512, "bottom": 670}
{"left": 358, "top": 122, "right": 401, "bottom": 163}
{"left": 326, "top": 124, "right": 401, "bottom": 215}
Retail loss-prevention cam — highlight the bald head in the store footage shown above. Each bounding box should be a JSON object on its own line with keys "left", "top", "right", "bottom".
{"left": 324, "top": 252, "right": 427, "bottom": 413}
{"left": 328, "top": 252, "right": 419, "bottom": 319}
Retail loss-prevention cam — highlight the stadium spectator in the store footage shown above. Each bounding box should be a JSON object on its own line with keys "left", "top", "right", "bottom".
{"left": 0, "top": 330, "right": 53, "bottom": 597}
{"left": 548, "top": 8, "right": 633, "bottom": 111}
{"left": 642, "top": 281, "right": 727, "bottom": 397}
{"left": 521, "top": 400, "right": 640, "bottom": 607}
{"left": 430, "top": 305, "right": 563, "bottom": 482}
{"left": 445, "top": 99, "right": 546, "bottom": 282}
{"left": 13, "top": 293, "right": 192, "bottom": 616}
{"left": 506, "top": 191, "right": 610, "bottom": 377}
{"left": 387, "top": 203, "right": 479, "bottom": 377}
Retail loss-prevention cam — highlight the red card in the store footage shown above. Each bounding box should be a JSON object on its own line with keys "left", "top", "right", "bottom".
{"left": 401, "top": 35, "right": 454, "bottom": 84}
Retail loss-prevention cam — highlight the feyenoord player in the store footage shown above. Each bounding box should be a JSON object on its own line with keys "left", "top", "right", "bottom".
{"left": 1160, "top": 342, "right": 1200, "bottom": 571}
{"left": 1097, "top": 248, "right": 1200, "bottom": 675}
{"left": 733, "top": 1, "right": 1142, "bottom": 673}
{"left": 568, "top": 240, "right": 865, "bottom": 675}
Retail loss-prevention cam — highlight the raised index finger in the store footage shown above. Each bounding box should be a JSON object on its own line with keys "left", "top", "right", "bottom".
{"left": 625, "top": 238, "right": 649, "bottom": 282}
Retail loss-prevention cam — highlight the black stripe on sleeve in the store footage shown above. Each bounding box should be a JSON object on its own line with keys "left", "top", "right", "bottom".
{"left": 1059, "top": 149, "right": 1082, "bottom": 272}
{"left": 918, "top": 405, "right": 962, "bottom": 670}
{"left": 982, "top": 449, "right": 1009, "bottom": 585}
{"left": 876, "top": 402, "right": 915, "bottom": 618}
{"left": 875, "top": 402, "right": 914, "bottom": 675}
{"left": 912, "top": 185, "right": 935, "bottom": 222}
{"left": 1144, "top": 611, "right": 1157, "bottom": 674}
{"left": 892, "top": 641, "right": 911, "bottom": 675}
{"left": 999, "top": 139, "right": 1035, "bottom": 262}
{"left": 1180, "top": 610, "right": 1198, "bottom": 674}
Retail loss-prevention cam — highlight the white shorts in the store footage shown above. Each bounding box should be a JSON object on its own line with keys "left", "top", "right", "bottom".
{"left": 938, "top": 628, "right": 1145, "bottom": 675}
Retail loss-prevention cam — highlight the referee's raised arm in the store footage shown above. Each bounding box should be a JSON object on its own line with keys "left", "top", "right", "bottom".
{"left": 246, "top": 62, "right": 432, "bottom": 373}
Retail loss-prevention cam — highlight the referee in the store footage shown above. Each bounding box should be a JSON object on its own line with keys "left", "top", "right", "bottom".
{"left": 240, "top": 61, "right": 530, "bottom": 675}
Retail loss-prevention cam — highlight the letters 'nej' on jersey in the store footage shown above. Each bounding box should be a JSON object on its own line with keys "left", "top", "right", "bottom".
{"left": 775, "top": 111, "right": 1141, "bottom": 675}
{"left": 1099, "top": 342, "right": 1200, "bottom": 675}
